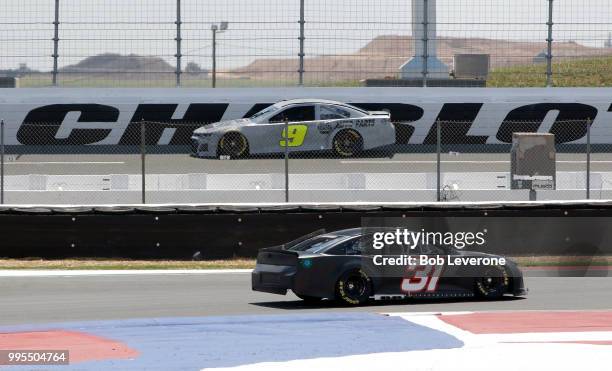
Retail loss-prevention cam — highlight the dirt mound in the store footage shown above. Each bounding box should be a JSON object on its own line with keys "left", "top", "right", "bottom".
{"left": 232, "top": 35, "right": 612, "bottom": 81}
{"left": 61, "top": 53, "right": 175, "bottom": 73}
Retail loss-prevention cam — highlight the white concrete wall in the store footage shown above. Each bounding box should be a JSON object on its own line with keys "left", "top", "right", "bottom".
{"left": 1, "top": 171, "right": 607, "bottom": 204}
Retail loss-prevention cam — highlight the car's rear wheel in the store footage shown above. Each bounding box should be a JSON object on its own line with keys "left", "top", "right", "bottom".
{"left": 474, "top": 266, "right": 509, "bottom": 299}
{"left": 335, "top": 269, "right": 371, "bottom": 306}
{"left": 218, "top": 132, "right": 249, "bottom": 158}
{"left": 332, "top": 129, "right": 363, "bottom": 157}
{"left": 295, "top": 294, "right": 323, "bottom": 303}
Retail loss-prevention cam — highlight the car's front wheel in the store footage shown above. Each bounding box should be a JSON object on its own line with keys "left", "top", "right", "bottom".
{"left": 474, "top": 266, "right": 509, "bottom": 299}
{"left": 332, "top": 129, "right": 363, "bottom": 157}
{"left": 335, "top": 269, "right": 371, "bottom": 306}
{"left": 218, "top": 132, "right": 249, "bottom": 158}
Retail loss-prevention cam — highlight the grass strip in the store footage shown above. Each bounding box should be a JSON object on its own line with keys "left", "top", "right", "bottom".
{"left": 1, "top": 256, "right": 612, "bottom": 270}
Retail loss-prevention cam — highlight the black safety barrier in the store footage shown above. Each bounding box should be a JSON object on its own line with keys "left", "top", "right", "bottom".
{"left": 2, "top": 202, "right": 612, "bottom": 259}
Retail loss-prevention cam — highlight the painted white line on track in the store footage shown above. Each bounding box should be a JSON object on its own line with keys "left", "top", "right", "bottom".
{"left": 342, "top": 160, "right": 612, "bottom": 164}
{"left": 5, "top": 161, "right": 125, "bottom": 165}
{"left": 385, "top": 311, "right": 474, "bottom": 317}
{"left": 0, "top": 269, "right": 252, "bottom": 277}
{"left": 204, "top": 311, "right": 612, "bottom": 371}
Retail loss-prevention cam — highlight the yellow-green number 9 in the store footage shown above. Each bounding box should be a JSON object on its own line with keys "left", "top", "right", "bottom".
{"left": 280, "top": 124, "right": 308, "bottom": 147}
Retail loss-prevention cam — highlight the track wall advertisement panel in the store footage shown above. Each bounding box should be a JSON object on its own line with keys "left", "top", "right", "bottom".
{"left": 1, "top": 87, "right": 611, "bottom": 151}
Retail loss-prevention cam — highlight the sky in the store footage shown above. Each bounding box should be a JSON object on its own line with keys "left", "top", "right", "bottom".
{"left": 0, "top": 0, "right": 611, "bottom": 71}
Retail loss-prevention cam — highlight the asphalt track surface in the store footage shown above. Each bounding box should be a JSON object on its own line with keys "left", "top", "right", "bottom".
{"left": 4, "top": 152, "right": 610, "bottom": 175}
{"left": 1, "top": 272, "right": 611, "bottom": 326}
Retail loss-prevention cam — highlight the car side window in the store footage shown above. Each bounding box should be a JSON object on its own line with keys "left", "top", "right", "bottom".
{"left": 269, "top": 105, "right": 315, "bottom": 123}
{"left": 344, "top": 239, "right": 363, "bottom": 255}
{"left": 320, "top": 105, "right": 351, "bottom": 120}
{"left": 326, "top": 238, "right": 362, "bottom": 255}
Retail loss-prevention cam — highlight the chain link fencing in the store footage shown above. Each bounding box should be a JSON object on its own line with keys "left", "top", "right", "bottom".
{"left": 2, "top": 0, "right": 612, "bottom": 88}
{"left": 0, "top": 117, "right": 604, "bottom": 205}
{"left": 438, "top": 119, "right": 596, "bottom": 202}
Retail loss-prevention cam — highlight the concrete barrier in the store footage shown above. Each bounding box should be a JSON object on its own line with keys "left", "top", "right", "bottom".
{"left": 1, "top": 171, "right": 608, "bottom": 204}
{"left": 1, "top": 201, "right": 612, "bottom": 258}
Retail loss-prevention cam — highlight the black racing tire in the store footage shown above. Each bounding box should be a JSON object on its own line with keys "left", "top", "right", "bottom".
{"left": 474, "top": 266, "right": 509, "bottom": 300}
{"left": 295, "top": 294, "right": 323, "bottom": 303}
{"left": 218, "top": 132, "right": 249, "bottom": 158}
{"left": 335, "top": 269, "right": 371, "bottom": 306}
{"left": 332, "top": 129, "right": 363, "bottom": 157}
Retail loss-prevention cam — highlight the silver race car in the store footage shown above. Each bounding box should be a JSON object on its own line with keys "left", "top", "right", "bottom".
{"left": 190, "top": 99, "right": 395, "bottom": 158}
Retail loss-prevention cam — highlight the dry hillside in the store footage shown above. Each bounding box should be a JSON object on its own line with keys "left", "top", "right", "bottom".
{"left": 231, "top": 35, "right": 612, "bottom": 81}
{"left": 61, "top": 53, "right": 175, "bottom": 73}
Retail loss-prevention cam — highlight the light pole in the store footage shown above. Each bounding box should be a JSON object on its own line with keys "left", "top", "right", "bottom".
{"left": 211, "top": 21, "right": 228, "bottom": 88}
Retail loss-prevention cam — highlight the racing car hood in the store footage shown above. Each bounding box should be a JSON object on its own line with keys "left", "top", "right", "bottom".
{"left": 193, "top": 118, "right": 252, "bottom": 133}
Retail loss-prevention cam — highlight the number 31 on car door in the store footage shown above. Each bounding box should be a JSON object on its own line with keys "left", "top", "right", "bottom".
{"left": 401, "top": 264, "right": 444, "bottom": 293}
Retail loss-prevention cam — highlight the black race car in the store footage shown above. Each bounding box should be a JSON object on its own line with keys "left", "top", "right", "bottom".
{"left": 252, "top": 228, "right": 527, "bottom": 306}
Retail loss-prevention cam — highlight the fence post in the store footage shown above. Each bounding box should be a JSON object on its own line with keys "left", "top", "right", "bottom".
{"left": 436, "top": 118, "right": 441, "bottom": 201}
{"left": 140, "top": 119, "right": 146, "bottom": 204}
{"left": 546, "top": 0, "right": 554, "bottom": 87}
{"left": 175, "top": 0, "right": 182, "bottom": 87}
{"left": 52, "top": 0, "right": 60, "bottom": 86}
{"left": 298, "top": 0, "right": 305, "bottom": 86}
{"left": 212, "top": 28, "right": 217, "bottom": 88}
{"left": 422, "top": 0, "right": 429, "bottom": 87}
{"left": 1, "top": 120, "right": 4, "bottom": 205}
{"left": 284, "top": 119, "right": 289, "bottom": 202}
{"left": 586, "top": 118, "right": 591, "bottom": 199}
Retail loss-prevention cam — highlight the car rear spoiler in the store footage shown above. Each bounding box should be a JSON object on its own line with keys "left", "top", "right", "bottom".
{"left": 258, "top": 247, "right": 299, "bottom": 256}
{"left": 368, "top": 110, "right": 391, "bottom": 117}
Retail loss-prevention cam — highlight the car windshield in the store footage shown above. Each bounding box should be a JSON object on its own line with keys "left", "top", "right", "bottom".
{"left": 250, "top": 105, "right": 279, "bottom": 120}
{"left": 286, "top": 236, "right": 339, "bottom": 253}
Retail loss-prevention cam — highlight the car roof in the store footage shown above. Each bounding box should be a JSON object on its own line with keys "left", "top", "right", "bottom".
{"left": 300, "top": 227, "right": 422, "bottom": 254}
{"left": 322, "top": 227, "right": 409, "bottom": 239}
{"left": 275, "top": 99, "right": 356, "bottom": 108}
{"left": 313, "top": 228, "right": 363, "bottom": 240}
{"left": 328, "top": 228, "right": 363, "bottom": 237}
